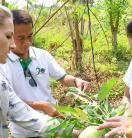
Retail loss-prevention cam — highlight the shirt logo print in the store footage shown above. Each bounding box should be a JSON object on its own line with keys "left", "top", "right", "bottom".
{"left": 9, "top": 101, "right": 16, "bottom": 109}
{"left": 1, "top": 81, "right": 7, "bottom": 91}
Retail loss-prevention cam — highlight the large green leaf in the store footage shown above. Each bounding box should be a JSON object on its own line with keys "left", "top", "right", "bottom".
{"left": 55, "top": 105, "right": 77, "bottom": 115}
{"left": 61, "top": 125, "right": 74, "bottom": 138}
{"left": 98, "top": 79, "right": 116, "bottom": 101}
{"left": 55, "top": 105, "right": 88, "bottom": 121}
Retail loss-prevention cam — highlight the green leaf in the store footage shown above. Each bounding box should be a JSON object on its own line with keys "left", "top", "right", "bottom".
{"left": 55, "top": 105, "right": 77, "bottom": 115}
{"left": 55, "top": 105, "right": 88, "bottom": 121}
{"left": 98, "top": 79, "right": 116, "bottom": 101}
{"left": 112, "top": 104, "right": 127, "bottom": 116}
{"left": 74, "top": 108, "right": 88, "bottom": 121}
{"left": 67, "top": 87, "right": 85, "bottom": 96}
{"left": 46, "top": 119, "right": 67, "bottom": 134}
{"left": 67, "top": 87, "right": 79, "bottom": 93}
{"left": 66, "top": 92, "right": 89, "bottom": 103}
{"left": 61, "top": 125, "right": 74, "bottom": 138}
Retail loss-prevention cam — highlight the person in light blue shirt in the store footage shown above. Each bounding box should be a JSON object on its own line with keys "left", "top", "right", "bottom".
{"left": 0, "top": 9, "right": 90, "bottom": 138}
{"left": 0, "top": 5, "right": 59, "bottom": 138}
{"left": 0, "top": 5, "right": 81, "bottom": 138}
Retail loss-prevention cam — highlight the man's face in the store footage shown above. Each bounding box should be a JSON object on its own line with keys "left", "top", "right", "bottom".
{"left": 128, "top": 37, "right": 132, "bottom": 49}
{"left": 12, "top": 23, "right": 33, "bottom": 55}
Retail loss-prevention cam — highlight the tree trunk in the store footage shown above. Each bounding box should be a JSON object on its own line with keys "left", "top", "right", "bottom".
{"left": 111, "top": 28, "right": 117, "bottom": 52}
{"left": 65, "top": 5, "right": 83, "bottom": 72}
{"left": 81, "top": 18, "right": 84, "bottom": 35}
{"left": 108, "top": 0, "right": 120, "bottom": 52}
{"left": 64, "top": 6, "right": 76, "bottom": 70}
{"left": 66, "top": 1, "right": 84, "bottom": 72}
{"left": 74, "top": 19, "right": 83, "bottom": 72}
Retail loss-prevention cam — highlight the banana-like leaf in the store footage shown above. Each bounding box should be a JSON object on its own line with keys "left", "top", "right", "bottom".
{"left": 98, "top": 79, "right": 116, "bottom": 101}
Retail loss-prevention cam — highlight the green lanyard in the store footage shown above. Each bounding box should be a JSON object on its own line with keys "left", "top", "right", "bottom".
{"left": 19, "top": 57, "right": 32, "bottom": 70}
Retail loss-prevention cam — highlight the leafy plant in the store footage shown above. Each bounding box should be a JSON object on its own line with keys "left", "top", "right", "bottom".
{"left": 47, "top": 78, "right": 127, "bottom": 138}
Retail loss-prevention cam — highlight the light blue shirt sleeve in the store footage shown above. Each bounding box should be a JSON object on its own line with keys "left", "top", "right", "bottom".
{"left": 47, "top": 52, "right": 66, "bottom": 80}
{"left": 0, "top": 73, "right": 50, "bottom": 137}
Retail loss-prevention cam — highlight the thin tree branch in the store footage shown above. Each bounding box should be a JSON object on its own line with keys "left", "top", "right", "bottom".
{"left": 89, "top": 8, "right": 109, "bottom": 51}
{"left": 50, "top": 33, "right": 71, "bottom": 53}
{"left": 86, "top": 0, "right": 100, "bottom": 90}
{"left": 34, "top": 0, "right": 69, "bottom": 36}
{"left": 64, "top": 6, "right": 74, "bottom": 42}
{"left": 33, "top": 2, "right": 44, "bottom": 29}
{"left": 13, "top": 0, "right": 19, "bottom": 8}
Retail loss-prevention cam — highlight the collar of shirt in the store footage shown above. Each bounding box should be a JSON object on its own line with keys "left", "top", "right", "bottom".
{"left": 7, "top": 47, "right": 38, "bottom": 63}
{"left": 19, "top": 57, "right": 32, "bottom": 71}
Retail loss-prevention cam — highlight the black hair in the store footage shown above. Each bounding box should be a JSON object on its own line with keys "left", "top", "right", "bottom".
{"left": 11, "top": 10, "right": 33, "bottom": 26}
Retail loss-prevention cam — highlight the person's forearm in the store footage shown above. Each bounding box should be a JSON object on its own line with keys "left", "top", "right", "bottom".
{"left": 25, "top": 101, "right": 65, "bottom": 119}
{"left": 60, "top": 75, "right": 76, "bottom": 87}
{"left": 25, "top": 101, "right": 47, "bottom": 111}
{"left": 60, "top": 74, "right": 90, "bottom": 91}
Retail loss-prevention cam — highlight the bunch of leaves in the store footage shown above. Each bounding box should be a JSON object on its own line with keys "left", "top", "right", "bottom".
{"left": 45, "top": 111, "right": 89, "bottom": 138}
{"left": 47, "top": 78, "right": 127, "bottom": 137}
{"left": 66, "top": 79, "right": 126, "bottom": 125}
{"left": 45, "top": 117, "right": 75, "bottom": 138}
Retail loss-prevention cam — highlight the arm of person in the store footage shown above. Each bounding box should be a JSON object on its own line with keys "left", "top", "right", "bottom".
{"left": 46, "top": 51, "right": 90, "bottom": 92}
{"left": 1, "top": 82, "right": 49, "bottom": 134}
{"left": 59, "top": 74, "right": 90, "bottom": 91}
{"left": 25, "top": 101, "right": 65, "bottom": 119}
{"left": 8, "top": 89, "right": 66, "bottom": 138}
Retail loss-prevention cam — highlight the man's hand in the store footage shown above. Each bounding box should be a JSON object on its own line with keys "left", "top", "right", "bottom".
{"left": 97, "top": 116, "right": 132, "bottom": 138}
{"left": 60, "top": 75, "right": 90, "bottom": 92}
{"left": 42, "top": 102, "right": 65, "bottom": 119}
{"left": 26, "top": 101, "right": 65, "bottom": 119}
{"left": 74, "top": 78, "right": 90, "bottom": 92}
